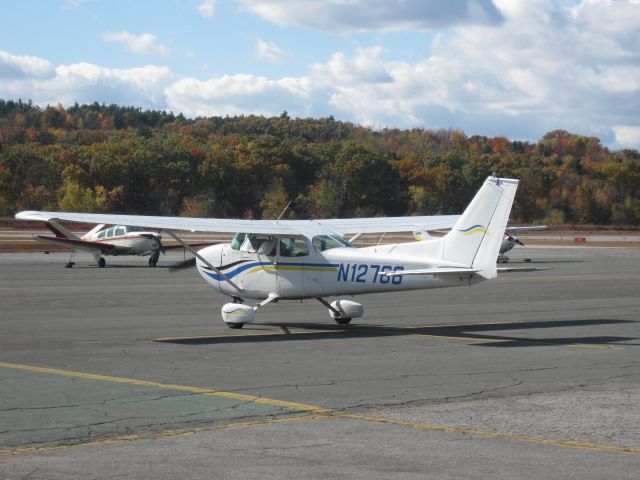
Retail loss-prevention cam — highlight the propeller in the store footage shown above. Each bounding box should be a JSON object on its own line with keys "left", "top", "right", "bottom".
{"left": 507, "top": 234, "right": 525, "bottom": 247}
{"left": 156, "top": 233, "right": 166, "bottom": 255}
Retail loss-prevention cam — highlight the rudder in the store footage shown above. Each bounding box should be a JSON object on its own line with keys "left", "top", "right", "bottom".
{"left": 441, "top": 176, "right": 519, "bottom": 278}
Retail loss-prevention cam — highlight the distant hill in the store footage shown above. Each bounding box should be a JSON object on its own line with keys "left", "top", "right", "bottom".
{"left": 1, "top": 99, "right": 639, "bottom": 225}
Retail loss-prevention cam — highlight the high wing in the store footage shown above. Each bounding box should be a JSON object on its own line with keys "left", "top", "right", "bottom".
{"left": 15, "top": 211, "right": 460, "bottom": 236}
{"left": 32, "top": 235, "right": 128, "bottom": 254}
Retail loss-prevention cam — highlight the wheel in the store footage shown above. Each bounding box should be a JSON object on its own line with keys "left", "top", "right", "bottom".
{"left": 98, "top": 257, "right": 106, "bottom": 268}
{"left": 149, "top": 257, "right": 157, "bottom": 267}
{"left": 227, "top": 322, "right": 244, "bottom": 329}
{"left": 334, "top": 317, "right": 352, "bottom": 325}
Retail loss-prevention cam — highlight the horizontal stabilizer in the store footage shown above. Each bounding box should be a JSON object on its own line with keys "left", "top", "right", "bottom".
{"left": 383, "top": 267, "right": 480, "bottom": 277}
{"left": 35, "top": 235, "right": 118, "bottom": 252}
{"left": 497, "top": 266, "right": 551, "bottom": 273}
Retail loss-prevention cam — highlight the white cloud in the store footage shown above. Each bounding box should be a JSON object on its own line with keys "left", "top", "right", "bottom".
{"left": 255, "top": 39, "right": 291, "bottom": 64}
{"left": 0, "top": 51, "right": 54, "bottom": 79}
{"left": 302, "top": 0, "right": 640, "bottom": 146}
{"left": 612, "top": 126, "right": 640, "bottom": 150}
{"left": 310, "top": 47, "right": 392, "bottom": 86}
{"left": 0, "top": 56, "right": 172, "bottom": 108}
{"left": 164, "top": 74, "right": 311, "bottom": 117}
{"left": 236, "top": 0, "right": 504, "bottom": 32}
{"left": 197, "top": 0, "right": 216, "bottom": 19}
{"left": 103, "top": 31, "right": 170, "bottom": 56}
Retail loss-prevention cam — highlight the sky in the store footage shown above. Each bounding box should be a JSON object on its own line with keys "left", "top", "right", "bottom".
{"left": 1, "top": 0, "right": 639, "bottom": 149}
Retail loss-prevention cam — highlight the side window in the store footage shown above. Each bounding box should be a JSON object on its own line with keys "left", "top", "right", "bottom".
{"left": 312, "top": 235, "right": 350, "bottom": 252}
{"left": 106, "top": 227, "right": 115, "bottom": 237}
{"left": 279, "top": 236, "right": 309, "bottom": 257}
{"left": 257, "top": 238, "right": 276, "bottom": 255}
{"left": 240, "top": 235, "right": 264, "bottom": 252}
{"left": 97, "top": 230, "right": 106, "bottom": 239}
{"left": 115, "top": 226, "right": 125, "bottom": 236}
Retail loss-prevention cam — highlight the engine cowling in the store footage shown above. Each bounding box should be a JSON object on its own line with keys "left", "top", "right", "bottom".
{"left": 328, "top": 299, "right": 364, "bottom": 320}
{"left": 221, "top": 303, "right": 255, "bottom": 325}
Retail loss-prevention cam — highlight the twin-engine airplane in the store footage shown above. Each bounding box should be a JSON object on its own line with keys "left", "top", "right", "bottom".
{"left": 17, "top": 176, "right": 521, "bottom": 328}
{"left": 29, "top": 220, "right": 167, "bottom": 268}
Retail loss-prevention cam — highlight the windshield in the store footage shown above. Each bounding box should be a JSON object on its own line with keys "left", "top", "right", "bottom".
{"left": 312, "top": 235, "right": 353, "bottom": 252}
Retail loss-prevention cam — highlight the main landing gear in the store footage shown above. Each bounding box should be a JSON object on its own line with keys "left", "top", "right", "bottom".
{"left": 66, "top": 251, "right": 76, "bottom": 268}
{"left": 98, "top": 257, "right": 106, "bottom": 268}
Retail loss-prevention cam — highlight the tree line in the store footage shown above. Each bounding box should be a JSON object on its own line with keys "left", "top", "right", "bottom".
{"left": 1, "top": 99, "right": 639, "bottom": 225}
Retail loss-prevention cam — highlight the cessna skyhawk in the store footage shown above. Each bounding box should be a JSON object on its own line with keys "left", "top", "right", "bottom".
{"left": 17, "top": 176, "right": 520, "bottom": 328}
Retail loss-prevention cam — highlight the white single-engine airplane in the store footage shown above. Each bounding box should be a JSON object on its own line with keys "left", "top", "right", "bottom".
{"left": 17, "top": 176, "right": 521, "bottom": 328}
{"left": 414, "top": 224, "right": 548, "bottom": 263}
{"left": 28, "top": 220, "right": 168, "bottom": 268}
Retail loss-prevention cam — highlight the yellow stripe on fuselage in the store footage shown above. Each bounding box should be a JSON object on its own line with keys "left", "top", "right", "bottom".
{"left": 460, "top": 227, "right": 489, "bottom": 236}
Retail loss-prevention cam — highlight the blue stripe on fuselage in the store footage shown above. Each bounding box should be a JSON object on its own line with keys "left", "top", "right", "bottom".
{"left": 201, "top": 261, "right": 338, "bottom": 282}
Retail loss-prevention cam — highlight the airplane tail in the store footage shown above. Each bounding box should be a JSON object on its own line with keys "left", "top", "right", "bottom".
{"left": 440, "top": 176, "right": 519, "bottom": 278}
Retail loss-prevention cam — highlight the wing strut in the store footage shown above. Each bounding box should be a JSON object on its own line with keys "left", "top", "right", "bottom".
{"left": 163, "top": 230, "right": 244, "bottom": 294}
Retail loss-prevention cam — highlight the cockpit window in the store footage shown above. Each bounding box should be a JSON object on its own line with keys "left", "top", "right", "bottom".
{"left": 106, "top": 227, "right": 115, "bottom": 237}
{"left": 230, "top": 233, "right": 246, "bottom": 250}
{"left": 279, "top": 236, "right": 309, "bottom": 257}
{"left": 115, "top": 226, "right": 125, "bottom": 236}
{"left": 97, "top": 230, "right": 106, "bottom": 239}
{"left": 312, "top": 235, "right": 353, "bottom": 252}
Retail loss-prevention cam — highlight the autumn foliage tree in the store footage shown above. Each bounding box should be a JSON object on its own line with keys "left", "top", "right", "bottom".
{"left": 0, "top": 99, "right": 638, "bottom": 226}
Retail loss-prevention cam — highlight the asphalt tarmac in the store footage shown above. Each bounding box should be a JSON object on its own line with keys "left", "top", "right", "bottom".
{"left": 1, "top": 246, "right": 639, "bottom": 479}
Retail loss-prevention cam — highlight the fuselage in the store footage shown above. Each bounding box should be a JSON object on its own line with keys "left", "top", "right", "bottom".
{"left": 83, "top": 225, "right": 160, "bottom": 256}
{"left": 196, "top": 234, "right": 483, "bottom": 300}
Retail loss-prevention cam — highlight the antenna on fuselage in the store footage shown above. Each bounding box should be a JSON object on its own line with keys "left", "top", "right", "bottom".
{"left": 275, "top": 200, "right": 292, "bottom": 224}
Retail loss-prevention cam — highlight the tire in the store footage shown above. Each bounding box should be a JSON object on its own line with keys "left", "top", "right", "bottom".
{"left": 334, "top": 317, "right": 352, "bottom": 325}
{"left": 227, "top": 323, "right": 244, "bottom": 329}
{"left": 98, "top": 257, "right": 106, "bottom": 268}
{"left": 149, "top": 257, "right": 157, "bottom": 267}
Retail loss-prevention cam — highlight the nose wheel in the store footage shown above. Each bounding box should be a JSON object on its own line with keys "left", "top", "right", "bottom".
{"left": 98, "top": 257, "right": 106, "bottom": 268}
{"left": 334, "top": 318, "right": 352, "bottom": 325}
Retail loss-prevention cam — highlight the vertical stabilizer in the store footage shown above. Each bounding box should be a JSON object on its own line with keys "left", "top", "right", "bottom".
{"left": 441, "top": 177, "right": 519, "bottom": 278}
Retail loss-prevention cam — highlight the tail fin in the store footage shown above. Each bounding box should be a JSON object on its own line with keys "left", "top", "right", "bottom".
{"left": 441, "top": 176, "right": 519, "bottom": 278}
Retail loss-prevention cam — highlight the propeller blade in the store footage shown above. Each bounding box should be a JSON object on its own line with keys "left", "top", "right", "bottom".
{"left": 157, "top": 235, "right": 166, "bottom": 255}
{"left": 516, "top": 239, "right": 525, "bottom": 246}
{"left": 169, "top": 257, "right": 197, "bottom": 272}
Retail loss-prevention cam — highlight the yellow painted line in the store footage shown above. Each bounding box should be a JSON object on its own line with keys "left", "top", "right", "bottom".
{"left": 0, "top": 415, "right": 328, "bottom": 456}
{"left": 338, "top": 414, "right": 640, "bottom": 455}
{"left": 0, "top": 362, "right": 331, "bottom": 414}
{"left": 1, "top": 361, "right": 637, "bottom": 456}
